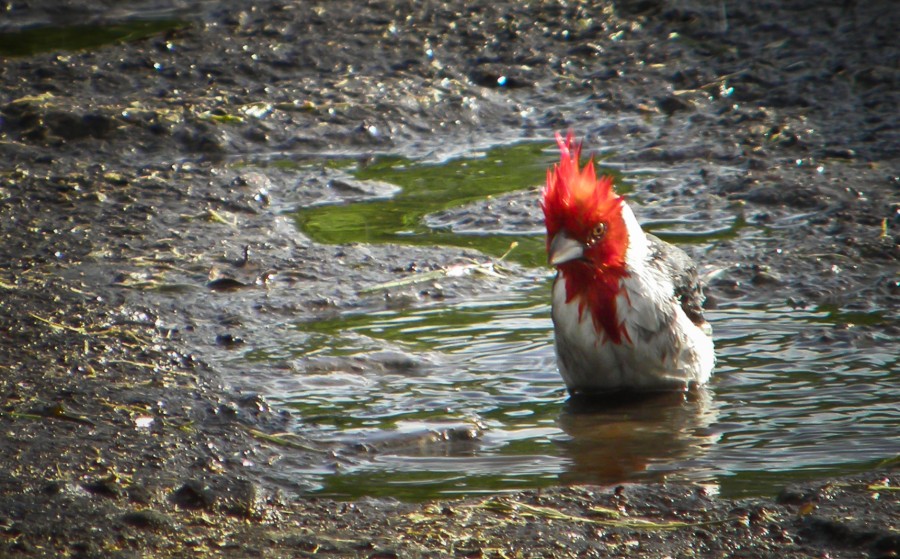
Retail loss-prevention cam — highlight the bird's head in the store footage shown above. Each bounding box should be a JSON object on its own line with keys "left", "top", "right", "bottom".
{"left": 540, "top": 132, "right": 629, "bottom": 274}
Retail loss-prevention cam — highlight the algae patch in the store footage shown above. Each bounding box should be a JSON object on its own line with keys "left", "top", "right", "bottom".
{"left": 0, "top": 19, "right": 187, "bottom": 57}
{"left": 293, "top": 142, "right": 563, "bottom": 268}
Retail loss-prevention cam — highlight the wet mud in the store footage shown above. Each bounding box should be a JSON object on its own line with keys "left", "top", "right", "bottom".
{"left": 1, "top": 0, "right": 897, "bottom": 556}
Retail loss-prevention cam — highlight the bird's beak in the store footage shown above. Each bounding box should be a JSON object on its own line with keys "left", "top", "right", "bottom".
{"left": 548, "top": 231, "right": 585, "bottom": 266}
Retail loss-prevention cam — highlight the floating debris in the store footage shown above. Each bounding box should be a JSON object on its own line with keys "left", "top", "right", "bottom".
{"left": 360, "top": 242, "right": 517, "bottom": 293}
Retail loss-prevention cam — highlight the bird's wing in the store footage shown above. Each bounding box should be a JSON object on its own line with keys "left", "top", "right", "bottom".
{"left": 645, "top": 234, "right": 708, "bottom": 328}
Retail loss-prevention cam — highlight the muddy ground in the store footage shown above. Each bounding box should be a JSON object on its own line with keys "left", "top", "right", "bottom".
{"left": 1, "top": 0, "right": 898, "bottom": 557}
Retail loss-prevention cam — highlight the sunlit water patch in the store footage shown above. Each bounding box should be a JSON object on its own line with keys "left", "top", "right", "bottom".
{"left": 243, "top": 281, "right": 898, "bottom": 500}
{"left": 707, "top": 304, "right": 899, "bottom": 496}
{"left": 0, "top": 19, "right": 186, "bottom": 57}
{"left": 293, "top": 141, "right": 559, "bottom": 268}
{"left": 292, "top": 141, "right": 740, "bottom": 266}
{"left": 240, "top": 142, "right": 898, "bottom": 500}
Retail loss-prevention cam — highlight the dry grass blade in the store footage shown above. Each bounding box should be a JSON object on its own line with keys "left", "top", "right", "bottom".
{"left": 205, "top": 208, "right": 238, "bottom": 228}
{"left": 29, "top": 313, "right": 101, "bottom": 335}
{"left": 867, "top": 484, "right": 899, "bottom": 492}
{"left": 29, "top": 313, "right": 154, "bottom": 346}
{"left": 673, "top": 68, "right": 748, "bottom": 95}
{"left": 360, "top": 242, "right": 517, "bottom": 294}
{"left": 475, "top": 498, "right": 730, "bottom": 531}
{"left": 244, "top": 427, "right": 327, "bottom": 454}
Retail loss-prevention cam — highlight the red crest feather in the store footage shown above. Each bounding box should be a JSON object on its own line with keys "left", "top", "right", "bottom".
{"left": 541, "top": 132, "right": 621, "bottom": 241}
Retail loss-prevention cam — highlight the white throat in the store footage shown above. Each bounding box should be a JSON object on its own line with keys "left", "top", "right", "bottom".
{"left": 620, "top": 203, "right": 649, "bottom": 271}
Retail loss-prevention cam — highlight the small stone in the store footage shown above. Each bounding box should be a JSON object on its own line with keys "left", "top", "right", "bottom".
{"left": 656, "top": 95, "right": 692, "bottom": 115}
{"left": 171, "top": 480, "right": 216, "bottom": 510}
{"left": 120, "top": 509, "right": 176, "bottom": 531}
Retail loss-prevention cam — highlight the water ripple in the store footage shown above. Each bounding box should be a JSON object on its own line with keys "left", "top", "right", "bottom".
{"left": 240, "top": 280, "right": 899, "bottom": 499}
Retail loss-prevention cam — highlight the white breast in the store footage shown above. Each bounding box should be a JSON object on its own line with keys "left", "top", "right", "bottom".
{"left": 550, "top": 206, "right": 714, "bottom": 394}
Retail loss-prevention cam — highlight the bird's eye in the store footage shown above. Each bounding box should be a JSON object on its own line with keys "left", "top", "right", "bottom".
{"left": 588, "top": 222, "right": 607, "bottom": 243}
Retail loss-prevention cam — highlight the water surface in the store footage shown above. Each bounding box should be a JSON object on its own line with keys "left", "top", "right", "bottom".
{"left": 0, "top": 19, "right": 185, "bottom": 57}
{"left": 246, "top": 143, "right": 899, "bottom": 500}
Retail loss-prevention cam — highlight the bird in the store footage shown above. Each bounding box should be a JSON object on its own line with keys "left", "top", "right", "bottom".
{"left": 540, "top": 132, "right": 715, "bottom": 396}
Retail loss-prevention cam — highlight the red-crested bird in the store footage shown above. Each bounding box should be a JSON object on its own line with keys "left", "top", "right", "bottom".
{"left": 541, "top": 132, "right": 714, "bottom": 395}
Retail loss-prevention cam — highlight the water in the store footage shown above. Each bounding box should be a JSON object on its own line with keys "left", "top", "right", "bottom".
{"left": 266, "top": 283, "right": 897, "bottom": 500}
{"left": 250, "top": 142, "right": 899, "bottom": 500}
{"left": 0, "top": 19, "right": 186, "bottom": 57}
{"left": 295, "top": 141, "right": 562, "bottom": 267}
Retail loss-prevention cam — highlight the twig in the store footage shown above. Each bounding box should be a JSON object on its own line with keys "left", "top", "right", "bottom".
{"left": 359, "top": 242, "right": 517, "bottom": 294}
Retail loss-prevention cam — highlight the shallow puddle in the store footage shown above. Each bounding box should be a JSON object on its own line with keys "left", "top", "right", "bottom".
{"left": 294, "top": 141, "right": 558, "bottom": 267}
{"left": 0, "top": 19, "right": 186, "bottom": 57}
{"left": 259, "top": 284, "right": 897, "bottom": 500}
{"left": 246, "top": 143, "right": 898, "bottom": 500}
